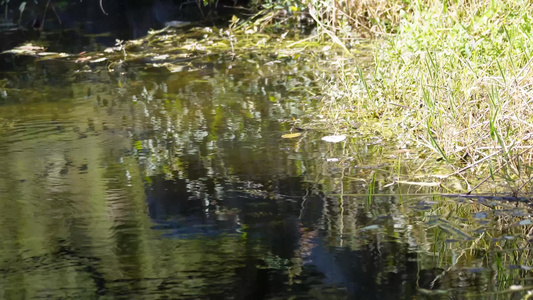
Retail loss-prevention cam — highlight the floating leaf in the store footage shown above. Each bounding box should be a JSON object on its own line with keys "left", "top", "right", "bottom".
{"left": 321, "top": 134, "right": 346, "bottom": 143}
{"left": 281, "top": 132, "right": 302, "bottom": 139}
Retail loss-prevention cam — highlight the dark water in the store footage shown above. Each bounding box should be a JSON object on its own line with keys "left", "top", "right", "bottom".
{"left": 0, "top": 32, "right": 532, "bottom": 300}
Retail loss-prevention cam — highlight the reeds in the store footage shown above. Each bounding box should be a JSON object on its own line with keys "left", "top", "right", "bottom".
{"left": 311, "top": 0, "right": 533, "bottom": 192}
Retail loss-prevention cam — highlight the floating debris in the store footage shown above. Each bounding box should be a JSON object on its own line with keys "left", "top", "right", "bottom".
{"left": 321, "top": 134, "right": 346, "bottom": 143}
{"left": 281, "top": 132, "right": 302, "bottom": 139}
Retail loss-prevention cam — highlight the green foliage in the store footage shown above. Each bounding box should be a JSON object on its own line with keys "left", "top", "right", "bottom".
{"left": 315, "top": 0, "right": 533, "bottom": 192}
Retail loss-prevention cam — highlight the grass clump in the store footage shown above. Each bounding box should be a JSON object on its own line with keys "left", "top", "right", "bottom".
{"left": 313, "top": 0, "right": 533, "bottom": 193}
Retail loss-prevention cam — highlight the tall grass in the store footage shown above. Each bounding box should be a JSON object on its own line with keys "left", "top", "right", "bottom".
{"left": 309, "top": 0, "right": 533, "bottom": 192}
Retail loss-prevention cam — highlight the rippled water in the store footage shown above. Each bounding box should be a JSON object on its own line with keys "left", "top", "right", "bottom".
{"left": 0, "top": 33, "right": 533, "bottom": 299}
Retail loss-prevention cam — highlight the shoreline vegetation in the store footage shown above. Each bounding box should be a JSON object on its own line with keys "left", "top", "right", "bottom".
{"left": 263, "top": 0, "right": 533, "bottom": 195}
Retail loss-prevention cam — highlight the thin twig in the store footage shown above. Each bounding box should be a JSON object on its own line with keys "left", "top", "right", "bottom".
{"left": 445, "top": 149, "right": 502, "bottom": 178}
{"left": 467, "top": 147, "right": 532, "bottom": 194}
{"left": 516, "top": 176, "right": 533, "bottom": 194}
{"left": 41, "top": 0, "right": 51, "bottom": 30}
{"left": 49, "top": 1, "right": 62, "bottom": 24}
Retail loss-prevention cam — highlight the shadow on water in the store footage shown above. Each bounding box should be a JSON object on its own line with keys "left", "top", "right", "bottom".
{"left": 0, "top": 28, "right": 533, "bottom": 299}
{"left": 0, "top": 0, "right": 250, "bottom": 55}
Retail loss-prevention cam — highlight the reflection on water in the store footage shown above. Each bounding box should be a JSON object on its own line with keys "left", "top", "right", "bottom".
{"left": 0, "top": 42, "right": 532, "bottom": 299}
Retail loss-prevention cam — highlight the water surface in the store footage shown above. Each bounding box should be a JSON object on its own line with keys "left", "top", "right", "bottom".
{"left": 0, "top": 30, "right": 532, "bottom": 299}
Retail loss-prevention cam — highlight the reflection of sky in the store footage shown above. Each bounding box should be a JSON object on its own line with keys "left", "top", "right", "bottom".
{"left": 145, "top": 172, "right": 422, "bottom": 298}
{"left": 306, "top": 237, "right": 353, "bottom": 288}
{"left": 306, "top": 235, "right": 420, "bottom": 298}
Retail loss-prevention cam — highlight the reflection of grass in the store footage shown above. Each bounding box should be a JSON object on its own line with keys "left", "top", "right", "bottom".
{"left": 320, "top": 191, "right": 533, "bottom": 297}
{"left": 413, "top": 196, "right": 533, "bottom": 296}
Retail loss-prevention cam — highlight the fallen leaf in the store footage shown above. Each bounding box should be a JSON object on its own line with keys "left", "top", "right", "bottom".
{"left": 281, "top": 133, "right": 302, "bottom": 139}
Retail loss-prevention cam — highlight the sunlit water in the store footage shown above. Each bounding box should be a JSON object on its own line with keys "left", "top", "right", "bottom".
{"left": 0, "top": 33, "right": 532, "bottom": 299}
